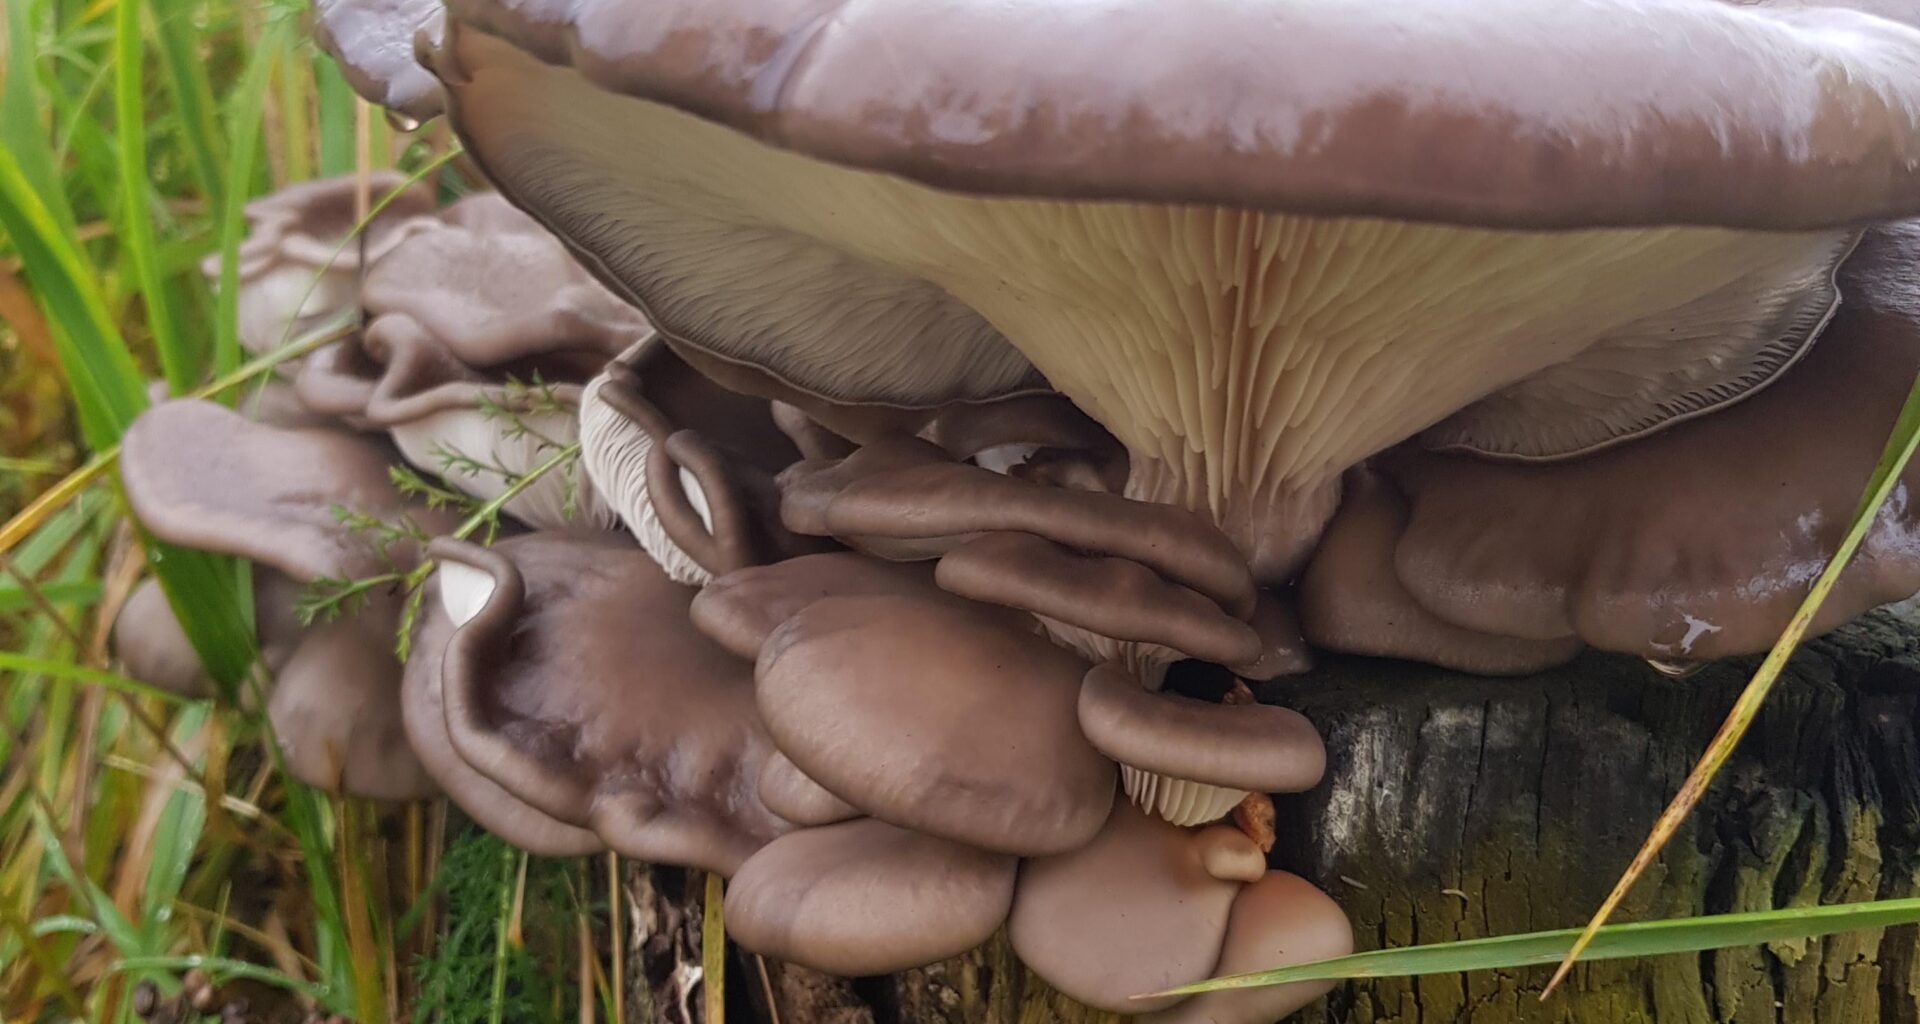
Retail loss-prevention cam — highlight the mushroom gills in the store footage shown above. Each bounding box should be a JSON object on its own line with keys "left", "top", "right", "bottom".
{"left": 448, "top": 31, "right": 1858, "bottom": 568}
{"left": 1121, "top": 766, "right": 1248, "bottom": 828}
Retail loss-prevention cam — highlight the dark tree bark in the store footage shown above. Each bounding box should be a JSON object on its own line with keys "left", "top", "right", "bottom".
{"left": 627, "top": 609, "right": 1920, "bottom": 1024}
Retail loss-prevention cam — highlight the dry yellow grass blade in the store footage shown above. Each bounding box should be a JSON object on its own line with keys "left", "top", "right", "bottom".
{"left": 1543, "top": 369, "right": 1920, "bottom": 997}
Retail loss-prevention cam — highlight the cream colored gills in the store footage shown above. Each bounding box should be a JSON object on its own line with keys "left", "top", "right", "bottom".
{"left": 460, "top": 33, "right": 1848, "bottom": 561}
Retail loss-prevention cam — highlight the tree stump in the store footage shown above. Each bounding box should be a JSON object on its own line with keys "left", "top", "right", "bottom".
{"left": 625, "top": 609, "right": 1920, "bottom": 1024}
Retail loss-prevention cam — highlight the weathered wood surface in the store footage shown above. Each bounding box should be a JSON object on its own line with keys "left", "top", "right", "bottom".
{"left": 626, "top": 609, "right": 1920, "bottom": 1024}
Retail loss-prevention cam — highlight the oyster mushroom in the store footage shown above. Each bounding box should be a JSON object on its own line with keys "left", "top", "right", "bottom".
{"left": 755, "top": 592, "right": 1116, "bottom": 856}
{"left": 430, "top": 533, "right": 789, "bottom": 872}
{"left": 293, "top": 194, "right": 654, "bottom": 531}
{"left": 723, "top": 817, "right": 1016, "bottom": 975}
{"left": 1009, "top": 801, "right": 1348, "bottom": 1016}
{"left": 119, "top": 400, "right": 455, "bottom": 797}
{"left": 1375, "top": 222, "right": 1920, "bottom": 664}
{"left": 1078, "top": 663, "right": 1325, "bottom": 827}
{"left": 210, "top": 172, "right": 435, "bottom": 367}
{"left": 422, "top": 0, "right": 1920, "bottom": 587}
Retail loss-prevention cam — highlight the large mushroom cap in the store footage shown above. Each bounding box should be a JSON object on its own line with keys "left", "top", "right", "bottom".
{"left": 723, "top": 817, "right": 1016, "bottom": 975}
{"left": 429, "top": 0, "right": 1920, "bottom": 575}
{"left": 755, "top": 593, "right": 1116, "bottom": 856}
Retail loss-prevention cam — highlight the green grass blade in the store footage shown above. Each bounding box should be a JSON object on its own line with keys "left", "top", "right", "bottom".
{"left": 149, "top": 0, "right": 226, "bottom": 210}
{"left": 0, "top": 147, "right": 146, "bottom": 450}
{"left": 209, "top": 16, "right": 290, "bottom": 376}
{"left": 315, "top": 55, "right": 357, "bottom": 177}
{"left": 0, "top": 652, "right": 193, "bottom": 704}
{"left": 1, "top": 0, "right": 81, "bottom": 238}
{"left": 0, "top": 578, "right": 103, "bottom": 611}
{"left": 115, "top": 0, "right": 197, "bottom": 393}
{"left": 1149, "top": 898, "right": 1920, "bottom": 997}
{"left": 140, "top": 704, "right": 210, "bottom": 930}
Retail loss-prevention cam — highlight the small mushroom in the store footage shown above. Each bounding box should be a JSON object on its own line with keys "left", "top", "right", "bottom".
{"left": 724, "top": 817, "right": 1016, "bottom": 975}
{"left": 935, "top": 531, "right": 1262, "bottom": 668}
{"left": 112, "top": 579, "right": 217, "bottom": 699}
{"left": 755, "top": 593, "right": 1115, "bottom": 856}
{"left": 268, "top": 591, "right": 436, "bottom": 800}
{"left": 122, "top": 399, "right": 455, "bottom": 581}
{"left": 287, "top": 199, "right": 657, "bottom": 531}
{"left": 1008, "top": 802, "right": 1243, "bottom": 1013}
{"left": 1298, "top": 471, "right": 1585, "bottom": 674}
{"left": 1079, "top": 663, "right": 1324, "bottom": 827}
{"left": 209, "top": 172, "right": 435, "bottom": 366}
{"left": 357, "top": 192, "right": 649, "bottom": 371}
{"left": 1140, "top": 871, "right": 1353, "bottom": 1024}
{"left": 432, "top": 533, "right": 789, "bottom": 873}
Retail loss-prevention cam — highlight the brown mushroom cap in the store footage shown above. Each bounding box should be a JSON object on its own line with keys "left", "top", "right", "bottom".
{"left": 1380, "top": 222, "right": 1920, "bottom": 661}
{"left": 1078, "top": 663, "right": 1326, "bottom": 796}
{"left": 1009, "top": 802, "right": 1239, "bottom": 1013}
{"left": 1140, "top": 871, "right": 1354, "bottom": 1024}
{"left": 121, "top": 399, "right": 458, "bottom": 581}
{"left": 434, "top": 533, "right": 788, "bottom": 873}
{"left": 724, "top": 817, "right": 1016, "bottom": 975}
{"left": 439, "top": 0, "right": 1920, "bottom": 224}
{"left": 1298, "top": 471, "right": 1585, "bottom": 675}
{"left": 690, "top": 553, "right": 939, "bottom": 662}
{"left": 402, "top": 582, "right": 603, "bottom": 855}
{"left": 313, "top": 0, "right": 445, "bottom": 121}
{"left": 429, "top": 0, "right": 1920, "bottom": 579}
{"left": 756, "top": 593, "right": 1115, "bottom": 856}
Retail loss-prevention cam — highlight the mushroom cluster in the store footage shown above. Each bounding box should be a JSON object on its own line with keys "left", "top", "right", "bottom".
{"left": 110, "top": 0, "right": 1920, "bottom": 1017}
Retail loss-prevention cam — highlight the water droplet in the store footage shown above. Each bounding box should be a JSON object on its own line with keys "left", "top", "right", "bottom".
{"left": 384, "top": 109, "right": 422, "bottom": 133}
